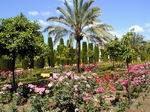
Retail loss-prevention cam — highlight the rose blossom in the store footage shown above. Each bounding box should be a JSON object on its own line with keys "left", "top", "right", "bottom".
{"left": 96, "top": 86, "right": 105, "bottom": 93}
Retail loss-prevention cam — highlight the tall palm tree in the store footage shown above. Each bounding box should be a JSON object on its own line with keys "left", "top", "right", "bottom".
{"left": 45, "top": 0, "right": 112, "bottom": 72}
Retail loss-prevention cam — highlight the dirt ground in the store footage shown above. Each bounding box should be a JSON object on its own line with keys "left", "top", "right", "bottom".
{"left": 126, "top": 92, "right": 150, "bottom": 112}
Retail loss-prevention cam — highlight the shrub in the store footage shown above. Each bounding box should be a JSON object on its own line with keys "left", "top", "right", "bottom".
{"left": 0, "top": 55, "right": 13, "bottom": 70}
{"left": 22, "top": 57, "right": 30, "bottom": 69}
{"left": 35, "top": 56, "right": 45, "bottom": 68}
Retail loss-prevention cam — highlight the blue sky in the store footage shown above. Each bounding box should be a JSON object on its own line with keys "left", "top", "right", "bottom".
{"left": 0, "top": 0, "right": 150, "bottom": 42}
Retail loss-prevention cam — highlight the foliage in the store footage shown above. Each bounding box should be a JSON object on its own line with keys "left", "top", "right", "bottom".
{"left": 48, "top": 36, "right": 55, "bottom": 67}
{"left": 88, "top": 43, "right": 94, "bottom": 64}
{"left": 94, "top": 44, "right": 99, "bottom": 63}
{"left": 82, "top": 42, "right": 88, "bottom": 64}
{"left": 56, "top": 38, "right": 65, "bottom": 65}
{"left": 122, "top": 47, "right": 135, "bottom": 68}
{"left": 30, "top": 95, "right": 49, "bottom": 112}
{"left": 22, "top": 57, "right": 30, "bottom": 69}
{"left": 106, "top": 38, "right": 122, "bottom": 64}
{"left": 35, "top": 56, "right": 45, "bottom": 68}
{"left": 0, "top": 13, "right": 45, "bottom": 91}
{"left": 0, "top": 55, "right": 13, "bottom": 70}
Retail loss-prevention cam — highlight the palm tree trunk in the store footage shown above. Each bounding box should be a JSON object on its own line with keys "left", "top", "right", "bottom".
{"left": 77, "top": 40, "right": 81, "bottom": 73}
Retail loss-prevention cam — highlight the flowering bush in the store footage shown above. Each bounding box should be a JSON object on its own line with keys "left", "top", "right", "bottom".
{"left": 0, "top": 63, "right": 150, "bottom": 111}
{"left": 0, "top": 84, "right": 12, "bottom": 103}
{"left": 80, "top": 64, "right": 96, "bottom": 72}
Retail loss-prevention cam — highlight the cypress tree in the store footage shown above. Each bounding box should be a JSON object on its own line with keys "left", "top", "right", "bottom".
{"left": 66, "top": 39, "right": 75, "bottom": 65}
{"left": 88, "top": 43, "right": 94, "bottom": 64}
{"left": 81, "top": 42, "right": 88, "bottom": 64}
{"left": 94, "top": 45, "right": 99, "bottom": 63}
{"left": 60, "top": 38, "right": 64, "bottom": 46}
{"left": 56, "top": 38, "right": 66, "bottom": 65}
{"left": 48, "top": 36, "right": 54, "bottom": 67}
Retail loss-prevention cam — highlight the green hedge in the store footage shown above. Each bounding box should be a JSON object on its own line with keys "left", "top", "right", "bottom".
{"left": 0, "top": 55, "right": 13, "bottom": 70}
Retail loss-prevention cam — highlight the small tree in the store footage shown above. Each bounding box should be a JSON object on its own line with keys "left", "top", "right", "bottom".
{"left": 122, "top": 47, "right": 135, "bottom": 69}
{"left": 82, "top": 42, "right": 88, "bottom": 64}
{"left": 106, "top": 38, "right": 122, "bottom": 67}
{"left": 0, "top": 13, "right": 44, "bottom": 92}
{"left": 48, "top": 36, "right": 55, "bottom": 67}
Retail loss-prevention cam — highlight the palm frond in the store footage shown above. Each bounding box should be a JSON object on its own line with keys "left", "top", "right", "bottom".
{"left": 47, "top": 16, "right": 71, "bottom": 27}
{"left": 82, "top": 0, "right": 95, "bottom": 15}
{"left": 64, "top": 0, "right": 74, "bottom": 20}
{"left": 81, "top": 7, "right": 101, "bottom": 29}
{"left": 57, "top": 7, "right": 75, "bottom": 28}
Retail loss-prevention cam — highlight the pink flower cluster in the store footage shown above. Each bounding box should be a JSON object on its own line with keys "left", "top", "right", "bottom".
{"left": 128, "top": 64, "right": 147, "bottom": 75}
{"left": 28, "top": 84, "right": 46, "bottom": 95}
{"left": 120, "top": 79, "right": 128, "bottom": 87}
{"left": 131, "top": 75, "right": 146, "bottom": 86}
{"left": 49, "top": 72, "right": 81, "bottom": 83}
{"left": 96, "top": 86, "right": 105, "bottom": 93}
{"left": 80, "top": 64, "right": 96, "bottom": 72}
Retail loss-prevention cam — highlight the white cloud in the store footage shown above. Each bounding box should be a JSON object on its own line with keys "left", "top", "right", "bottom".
{"left": 41, "top": 11, "right": 51, "bottom": 16}
{"left": 28, "top": 11, "right": 51, "bottom": 16}
{"left": 109, "top": 31, "right": 121, "bottom": 38}
{"left": 129, "top": 25, "right": 144, "bottom": 33}
{"left": 38, "top": 19, "right": 49, "bottom": 27}
{"left": 28, "top": 11, "right": 39, "bottom": 16}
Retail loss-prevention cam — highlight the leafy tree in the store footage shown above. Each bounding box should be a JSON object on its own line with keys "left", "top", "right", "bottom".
{"left": 122, "top": 47, "right": 135, "bottom": 69}
{"left": 106, "top": 38, "right": 122, "bottom": 67}
{"left": 48, "top": 36, "right": 55, "bottom": 67}
{"left": 82, "top": 42, "right": 88, "bottom": 64}
{"left": 0, "top": 13, "right": 44, "bottom": 92}
{"left": 88, "top": 43, "right": 94, "bottom": 64}
{"left": 122, "top": 31, "right": 145, "bottom": 61}
{"left": 45, "top": 0, "right": 112, "bottom": 72}
{"left": 94, "top": 44, "right": 99, "bottom": 63}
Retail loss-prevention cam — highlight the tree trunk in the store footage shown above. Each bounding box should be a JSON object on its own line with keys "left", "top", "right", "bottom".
{"left": 112, "top": 58, "right": 115, "bottom": 68}
{"left": 29, "top": 55, "right": 34, "bottom": 68}
{"left": 126, "top": 61, "right": 129, "bottom": 70}
{"left": 76, "top": 40, "right": 81, "bottom": 73}
{"left": 12, "top": 53, "right": 17, "bottom": 92}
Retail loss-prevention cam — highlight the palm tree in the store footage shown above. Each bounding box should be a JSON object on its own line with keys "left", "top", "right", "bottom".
{"left": 45, "top": 0, "right": 112, "bottom": 72}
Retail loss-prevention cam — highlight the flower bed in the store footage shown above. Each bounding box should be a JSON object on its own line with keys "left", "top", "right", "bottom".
{"left": 0, "top": 63, "right": 150, "bottom": 111}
